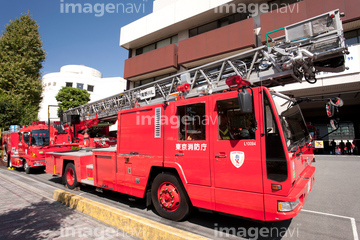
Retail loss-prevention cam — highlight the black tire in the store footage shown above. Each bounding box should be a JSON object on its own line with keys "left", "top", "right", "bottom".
{"left": 63, "top": 163, "right": 79, "bottom": 189}
{"left": 8, "top": 157, "right": 12, "bottom": 168}
{"left": 151, "top": 173, "right": 192, "bottom": 221}
{"left": 24, "top": 160, "right": 31, "bottom": 174}
{"left": 6, "top": 154, "right": 10, "bottom": 168}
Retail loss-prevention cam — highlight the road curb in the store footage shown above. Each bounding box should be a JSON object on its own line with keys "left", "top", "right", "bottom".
{"left": 53, "top": 190, "right": 209, "bottom": 240}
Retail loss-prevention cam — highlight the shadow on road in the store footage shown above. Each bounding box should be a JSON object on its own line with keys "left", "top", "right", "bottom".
{"left": 0, "top": 199, "right": 75, "bottom": 239}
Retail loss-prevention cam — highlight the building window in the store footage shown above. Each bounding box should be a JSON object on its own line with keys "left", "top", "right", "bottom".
{"left": 66, "top": 82, "right": 73, "bottom": 87}
{"left": 53, "top": 82, "right": 56, "bottom": 86}
{"left": 328, "top": 122, "right": 355, "bottom": 140}
{"left": 135, "top": 35, "right": 178, "bottom": 56}
{"left": 189, "top": 13, "right": 249, "bottom": 38}
{"left": 87, "top": 85, "right": 94, "bottom": 92}
{"left": 76, "top": 83, "right": 84, "bottom": 90}
{"left": 48, "top": 82, "right": 51, "bottom": 86}
{"left": 344, "top": 29, "right": 360, "bottom": 46}
{"left": 133, "top": 74, "right": 174, "bottom": 88}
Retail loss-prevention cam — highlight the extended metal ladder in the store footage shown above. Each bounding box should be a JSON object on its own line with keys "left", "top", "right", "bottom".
{"left": 63, "top": 10, "right": 347, "bottom": 124}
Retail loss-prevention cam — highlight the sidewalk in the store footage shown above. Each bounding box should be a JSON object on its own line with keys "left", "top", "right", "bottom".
{"left": 0, "top": 173, "right": 137, "bottom": 240}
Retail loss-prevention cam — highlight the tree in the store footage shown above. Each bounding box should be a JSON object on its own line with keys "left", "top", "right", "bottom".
{"left": 55, "top": 87, "right": 90, "bottom": 116}
{"left": 0, "top": 13, "right": 46, "bottom": 128}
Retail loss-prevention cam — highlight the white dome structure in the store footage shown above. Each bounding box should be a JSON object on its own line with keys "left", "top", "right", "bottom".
{"left": 39, "top": 65, "right": 127, "bottom": 122}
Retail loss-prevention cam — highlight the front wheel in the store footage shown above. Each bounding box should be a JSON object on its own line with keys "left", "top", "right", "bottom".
{"left": 151, "top": 173, "right": 192, "bottom": 221}
{"left": 24, "top": 160, "right": 31, "bottom": 174}
{"left": 63, "top": 163, "right": 79, "bottom": 189}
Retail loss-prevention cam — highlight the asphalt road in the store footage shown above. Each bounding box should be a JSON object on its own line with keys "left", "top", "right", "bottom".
{"left": 0, "top": 155, "right": 359, "bottom": 240}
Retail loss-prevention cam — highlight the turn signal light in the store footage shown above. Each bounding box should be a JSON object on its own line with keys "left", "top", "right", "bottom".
{"left": 30, "top": 152, "right": 37, "bottom": 158}
{"left": 271, "top": 184, "right": 282, "bottom": 191}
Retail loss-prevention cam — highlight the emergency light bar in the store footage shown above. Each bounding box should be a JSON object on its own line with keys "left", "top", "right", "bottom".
{"left": 226, "top": 76, "right": 250, "bottom": 91}
{"left": 32, "top": 121, "right": 46, "bottom": 125}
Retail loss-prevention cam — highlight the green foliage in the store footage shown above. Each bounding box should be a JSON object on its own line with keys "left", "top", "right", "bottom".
{"left": 55, "top": 87, "right": 90, "bottom": 116}
{"left": 0, "top": 13, "right": 46, "bottom": 129}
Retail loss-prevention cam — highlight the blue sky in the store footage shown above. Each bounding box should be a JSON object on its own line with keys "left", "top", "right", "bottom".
{"left": 0, "top": 0, "right": 154, "bottom": 78}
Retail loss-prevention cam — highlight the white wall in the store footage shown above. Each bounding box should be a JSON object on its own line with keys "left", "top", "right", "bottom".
{"left": 38, "top": 65, "right": 127, "bottom": 121}
{"left": 120, "top": 0, "right": 234, "bottom": 48}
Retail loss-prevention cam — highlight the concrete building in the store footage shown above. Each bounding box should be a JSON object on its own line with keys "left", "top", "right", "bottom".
{"left": 39, "top": 65, "right": 127, "bottom": 121}
{"left": 120, "top": 0, "right": 360, "bottom": 153}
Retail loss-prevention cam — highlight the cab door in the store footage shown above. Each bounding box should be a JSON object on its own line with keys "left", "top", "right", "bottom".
{"left": 210, "top": 91, "right": 265, "bottom": 221}
{"left": 170, "top": 98, "right": 211, "bottom": 187}
{"left": 18, "top": 132, "right": 25, "bottom": 157}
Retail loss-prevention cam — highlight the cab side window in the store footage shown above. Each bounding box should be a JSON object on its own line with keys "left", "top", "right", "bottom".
{"left": 178, "top": 103, "right": 206, "bottom": 141}
{"left": 23, "top": 132, "right": 30, "bottom": 145}
{"left": 19, "top": 133, "right": 23, "bottom": 142}
{"left": 217, "top": 98, "right": 255, "bottom": 140}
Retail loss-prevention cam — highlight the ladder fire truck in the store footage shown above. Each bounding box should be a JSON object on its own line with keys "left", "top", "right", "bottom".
{"left": 46, "top": 11, "right": 347, "bottom": 221}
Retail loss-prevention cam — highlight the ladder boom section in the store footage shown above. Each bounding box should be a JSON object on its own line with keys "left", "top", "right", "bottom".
{"left": 63, "top": 10, "right": 347, "bottom": 124}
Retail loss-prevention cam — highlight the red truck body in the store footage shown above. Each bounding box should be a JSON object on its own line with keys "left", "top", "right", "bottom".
{"left": 46, "top": 87, "right": 315, "bottom": 221}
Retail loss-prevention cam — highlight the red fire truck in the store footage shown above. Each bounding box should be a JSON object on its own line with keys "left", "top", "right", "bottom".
{"left": 16, "top": 121, "right": 76, "bottom": 174}
{"left": 45, "top": 11, "right": 346, "bottom": 221}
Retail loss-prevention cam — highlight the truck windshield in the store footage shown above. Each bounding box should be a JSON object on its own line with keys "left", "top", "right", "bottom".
{"left": 271, "top": 93, "right": 310, "bottom": 151}
{"left": 31, "top": 130, "right": 49, "bottom": 147}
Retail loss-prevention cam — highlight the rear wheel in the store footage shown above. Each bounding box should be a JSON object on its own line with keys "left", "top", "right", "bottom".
{"left": 64, "top": 163, "right": 79, "bottom": 189}
{"left": 24, "top": 160, "right": 31, "bottom": 174}
{"left": 151, "top": 173, "right": 192, "bottom": 221}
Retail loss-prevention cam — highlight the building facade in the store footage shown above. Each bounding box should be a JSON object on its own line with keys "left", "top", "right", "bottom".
{"left": 120, "top": 0, "right": 360, "bottom": 153}
{"left": 39, "top": 65, "right": 127, "bottom": 121}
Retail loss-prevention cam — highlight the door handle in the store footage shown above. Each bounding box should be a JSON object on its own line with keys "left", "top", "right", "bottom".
{"left": 175, "top": 153, "right": 184, "bottom": 156}
{"left": 215, "top": 154, "right": 227, "bottom": 158}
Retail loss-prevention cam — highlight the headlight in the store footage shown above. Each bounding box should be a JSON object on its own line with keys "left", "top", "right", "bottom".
{"left": 278, "top": 199, "right": 300, "bottom": 212}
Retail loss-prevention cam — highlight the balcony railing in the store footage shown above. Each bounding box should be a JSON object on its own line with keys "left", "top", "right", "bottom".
{"left": 178, "top": 18, "right": 256, "bottom": 67}
{"left": 124, "top": 44, "right": 178, "bottom": 80}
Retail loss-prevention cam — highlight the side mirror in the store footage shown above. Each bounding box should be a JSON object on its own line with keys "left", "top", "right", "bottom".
{"left": 326, "top": 102, "right": 335, "bottom": 117}
{"left": 326, "top": 97, "right": 344, "bottom": 117}
{"left": 238, "top": 88, "right": 253, "bottom": 114}
{"left": 330, "top": 119, "right": 339, "bottom": 130}
{"left": 330, "top": 97, "right": 344, "bottom": 107}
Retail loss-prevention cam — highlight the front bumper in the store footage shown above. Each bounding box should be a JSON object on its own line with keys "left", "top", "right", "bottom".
{"left": 264, "top": 166, "right": 315, "bottom": 221}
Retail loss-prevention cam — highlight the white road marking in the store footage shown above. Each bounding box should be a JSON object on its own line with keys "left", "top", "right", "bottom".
{"left": 302, "top": 209, "right": 359, "bottom": 240}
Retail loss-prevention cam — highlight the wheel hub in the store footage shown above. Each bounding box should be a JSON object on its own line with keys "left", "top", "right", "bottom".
{"left": 66, "top": 168, "right": 75, "bottom": 186}
{"left": 158, "top": 182, "right": 180, "bottom": 212}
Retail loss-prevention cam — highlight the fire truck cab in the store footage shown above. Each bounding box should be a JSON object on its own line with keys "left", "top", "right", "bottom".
{"left": 18, "top": 121, "right": 75, "bottom": 174}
